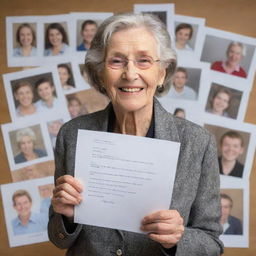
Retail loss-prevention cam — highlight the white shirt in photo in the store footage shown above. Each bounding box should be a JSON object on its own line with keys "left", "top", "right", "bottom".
{"left": 168, "top": 85, "right": 197, "bottom": 100}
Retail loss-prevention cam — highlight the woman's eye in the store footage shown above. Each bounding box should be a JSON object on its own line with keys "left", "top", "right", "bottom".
{"left": 138, "top": 58, "right": 151, "bottom": 63}
{"left": 138, "top": 58, "right": 149, "bottom": 63}
{"left": 111, "top": 58, "right": 123, "bottom": 64}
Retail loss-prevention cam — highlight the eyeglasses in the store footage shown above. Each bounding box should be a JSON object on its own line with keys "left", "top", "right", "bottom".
{"left": 106, "top": 56, "right": 160, "bottom": 70}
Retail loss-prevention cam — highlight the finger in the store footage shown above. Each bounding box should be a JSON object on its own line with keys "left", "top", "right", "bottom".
{"left": 141, "top": 222, "right": 180, "bottom": 235}
{"left": 142, "top": 210, "right": 179, "bottom": 224}
{"left": 53, "top": 190, "right": 82, "bottom": 205}
{"left": 148, "top": 233, "right": 183, "bottom": 247}
{"left": 54, "top": 183, "right": 82, "bottom": 200}
{"left": 56, "top": 175, "right": 83, "bottom": 192}
{"left": 51, "top": 199, "right": 74, "bottom": 218}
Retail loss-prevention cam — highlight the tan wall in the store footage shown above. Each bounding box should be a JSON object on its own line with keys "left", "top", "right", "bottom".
{"left": 0, "top": 0, "right": 255, "bottom": 255}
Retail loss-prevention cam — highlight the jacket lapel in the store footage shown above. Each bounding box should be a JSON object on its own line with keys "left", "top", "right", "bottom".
{"left": 154, "top": 98, "right": 180, "bottom": 143}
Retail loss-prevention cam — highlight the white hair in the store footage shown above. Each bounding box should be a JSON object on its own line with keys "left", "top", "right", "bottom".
{"left": 16, "top": 127, "right": 36, "bottom": 145}
{"left": 226, "top": 41, "right": 246, "bottom": 56}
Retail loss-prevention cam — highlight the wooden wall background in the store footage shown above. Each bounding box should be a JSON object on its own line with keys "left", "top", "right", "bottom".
{"left": 0, "top": 0, "right": 255, "bottom": 255}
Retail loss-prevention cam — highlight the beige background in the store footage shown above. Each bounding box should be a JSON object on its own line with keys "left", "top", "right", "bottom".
{"left": 0, "top": 0, "right": 256, "bottom": 255}
{"left": 11, "top": 160, "right": 55, "bottom": 182}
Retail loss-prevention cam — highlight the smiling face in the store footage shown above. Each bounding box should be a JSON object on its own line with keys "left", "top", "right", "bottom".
{"left": 19, "top": 135, "right": 34, "bottom": 156}
{"left": 175, "top": 28, "right": 191, "bottom": 47}
{"left": 173, "top": 71, "right": 187, "bottom": 90}
{"left": 68, "top": 99, "right": 81, "bottom": 118}
{"left": 102, "top": 27, "right": 165, "bottom": 114}
{"left": 19, "top": 26, "right": 33, "bottom": 47}
{"left": 15, "top": 85, "right": 34, "bottom": 107}
{"left": 48, "top": 28, "right": 63, "bottom": 47}
{"left": 13, "top": 195, "right": 32, "bottom": 218}
{"left": 227, "top": 44, "right": 243, "bottom": 66}
{"left": 82, "top": 24, "right": 97, "bottom": 44}
{"left": 212, "top": 92, "right": 230, "bottom": 114}
{"left": 220, "top": 136, "right": 244, "bottom": 162}
{"left": 58, "top": 67, "right": 70, "bottom": 85}
{"left": 37, "top": 82, "right": 55, "bottom": 102}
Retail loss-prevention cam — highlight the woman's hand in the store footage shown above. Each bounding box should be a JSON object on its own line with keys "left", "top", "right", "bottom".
{"left": 51, "top": 175, "right": 83, "bottom": 219}
{"left": 140, "top": 210, "right": 184, "bottom": 249}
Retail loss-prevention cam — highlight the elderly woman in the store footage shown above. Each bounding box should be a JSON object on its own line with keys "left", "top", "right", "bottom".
{"left": 206, "top": 87, "right": 232, "bottom": 117}
{"left": 14, "top": 127, "right": 47, "bottom": 164}
{"left": 44, "top": 23, "right": 70, "bottom": 56}
{"left": 13, "top": 81, "right": 38, "bottom": 117}
{"left": 48, "top": 13, "right": 223, "bottom": 255}
{"left": 211, "top": 42, "right": 247, "bottom": 78}
{"left": 13, "top": 23, "right": 37, "bottom": 57}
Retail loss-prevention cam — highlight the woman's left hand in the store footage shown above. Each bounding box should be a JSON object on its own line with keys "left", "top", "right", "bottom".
{"left": 140, "top": 210, "right": 184, "bottom": 249}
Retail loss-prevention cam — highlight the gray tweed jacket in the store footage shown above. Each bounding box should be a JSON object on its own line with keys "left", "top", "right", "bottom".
{"left": 48, "top": 99, "right": 224, "bottom": 256}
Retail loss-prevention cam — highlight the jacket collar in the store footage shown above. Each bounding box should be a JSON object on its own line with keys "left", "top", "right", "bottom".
{"left": 154, "top": 98, "right": 180, "bottom": 143}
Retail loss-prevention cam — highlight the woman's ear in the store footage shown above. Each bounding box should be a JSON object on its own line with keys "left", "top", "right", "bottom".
{"left": 158, "top": 68, "right": 166, "bottom": 86}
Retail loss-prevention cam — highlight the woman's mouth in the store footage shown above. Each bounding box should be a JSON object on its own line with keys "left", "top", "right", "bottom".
{"left": 119, "top": 87, "right": 143, "bottom": 93}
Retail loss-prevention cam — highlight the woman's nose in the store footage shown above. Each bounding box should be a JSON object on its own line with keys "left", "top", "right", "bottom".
{"left": 122, "top": 61, "right": 139, "bottom": 81}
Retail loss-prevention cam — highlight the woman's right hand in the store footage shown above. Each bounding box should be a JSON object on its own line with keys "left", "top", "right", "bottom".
{"left": 51, "top": 175, "right": 83, "bottom": 219}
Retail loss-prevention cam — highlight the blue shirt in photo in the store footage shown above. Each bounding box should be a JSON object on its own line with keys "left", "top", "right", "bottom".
{"left": 12, "top": 212, "right": 47, "bottom": 236}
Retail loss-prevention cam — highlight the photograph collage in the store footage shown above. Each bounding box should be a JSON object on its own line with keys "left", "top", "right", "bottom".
{"left": 1, "top": 3, "right": 256, "bottom": 249}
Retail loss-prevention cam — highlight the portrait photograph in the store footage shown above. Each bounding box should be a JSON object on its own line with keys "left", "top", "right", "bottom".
{"left": 203, "top": 117, "right": 256, "bottom": 183}
{"left": 158, "top": 98, "right": 204, "bottom": 126}
{"left": 6, "top": 16, "right": 44, "bottom": 67}
{"left": 164, "top": 61, "right": 210, "bottom": 103}
{"left": 134, "top": 3, "right": 175, "bottom": 38}
{"left": 174, "top": 14, "right": 205, "bottom": 61}
{"left": 40, "top": 14, "right": 72, "bottom": 64}
{"left": 57, "top": 62, "right": 76, "bottom": 92}
{"left": 11, "top": 160, "right": 55, "bottom": 182}
{"left": 1, "top": 119, "right": 54, "bottom": 170}
{"left": 75, "top": 61, "right": 91, "bottom": 89}
{"left": 65, "top": 88, "right": 109, "bottom": 119}
{"left": 219, "top": 186, "right": 249, "bottom": 248}
{"left": 46, "top": 112, "right": 70, "bottom": 150}
{"left": 203, "top": 78, "right": 250, "bottom": 121}
{"left": 0, "top": 176, "right": 53, "bottom": 247}
{"left": 69, "top": 12, "right": 113, "bottom": 57}
{"left": 3, "top": 65, "right": 68, "bottom": 122}
{"left": 38, "top": 183, "right": 54, "bottom": 219}
{"left": 200, "top": 27, "right": 256, "bottom": 89}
